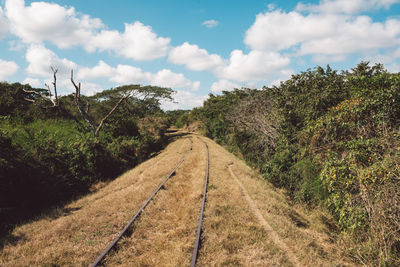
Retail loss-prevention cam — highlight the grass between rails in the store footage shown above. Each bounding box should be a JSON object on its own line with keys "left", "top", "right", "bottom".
{"left": 103, "top": 136, "right": 205, "bottom": 266}
{"left": 0, "top": 137, "right": 191, "bottom": 266}
{"left": 1, "top": 135, "right": 355, "bottom": 266}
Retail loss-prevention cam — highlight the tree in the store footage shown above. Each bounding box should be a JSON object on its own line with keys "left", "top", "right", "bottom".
{"left": 227, "top": 89, "right": 279, "bottom": 154}
{"left": 22, "top": 67, "right": 59, "bottom": 107}
{"left": 70, "top": 70, "right": 173, "bottom": 136}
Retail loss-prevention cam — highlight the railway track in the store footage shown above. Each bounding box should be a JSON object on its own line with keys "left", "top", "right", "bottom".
{"left": 91, "top": 136, "right": 209, "bottom": 266}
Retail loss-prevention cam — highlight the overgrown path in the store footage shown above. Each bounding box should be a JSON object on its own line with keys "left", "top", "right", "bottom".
{"left": 0, "top": 134, "right": 353, "bottom": 266}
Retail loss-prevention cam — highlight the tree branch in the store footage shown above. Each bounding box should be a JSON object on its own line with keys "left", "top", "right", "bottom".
{"left": 51, "top": 67, "right": 58, "bottom": 105}
{"left": 71, "top": 69, "right": 96, "bottom": 134}
{"left": 94, "top": 93, "right": 131, "bottom": 136}
{"left": 23, "top": 67, "right": 59, "bottom": 107}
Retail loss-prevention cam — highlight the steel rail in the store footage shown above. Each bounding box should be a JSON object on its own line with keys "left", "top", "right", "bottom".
{"left": 191, "top": 138, "right": 209, "bottom": 267}
{"left": 90, "top": 138, "right": 193, "bottom": 267}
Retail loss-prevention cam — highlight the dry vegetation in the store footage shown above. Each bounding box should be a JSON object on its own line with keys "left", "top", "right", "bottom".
{"left": 103, "top": 136, "right": 206, "bottom": 266}
{"left": 197, "top": 137, "right": 355, "bottom": 266}
{"left": 0, "top": 136, "right": 191, "bottom": 266}
{"left": 1, "top": 135, "right": 354, "bottom": 266}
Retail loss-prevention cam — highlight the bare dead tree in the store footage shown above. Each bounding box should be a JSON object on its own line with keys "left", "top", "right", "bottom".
{"left": 227, "top": 89, "right": 279, "bottom": 155}
{"left": 70, "top": 69, "right": 131, "bottom": 136}
{"left": 23, "top": 67, "right": 59, "bottom": 107}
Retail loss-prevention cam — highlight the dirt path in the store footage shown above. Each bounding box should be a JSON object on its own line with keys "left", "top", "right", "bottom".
{"left": 0, "top": 134, "right": 353, "bottom": 266}
{"left": 228, "top": 164, "right": 300, "bottom": 267}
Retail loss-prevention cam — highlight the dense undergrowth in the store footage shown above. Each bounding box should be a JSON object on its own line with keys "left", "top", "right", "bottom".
{"left": 176, "top": 62, "right": 400, "bottom": 265}
{"left": 0, "top": 82, "right": 171, "bottom": 236}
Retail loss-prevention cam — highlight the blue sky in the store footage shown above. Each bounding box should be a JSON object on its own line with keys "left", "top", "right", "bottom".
{"left": 1, "top": 0, "right": 400, "bottom": 109}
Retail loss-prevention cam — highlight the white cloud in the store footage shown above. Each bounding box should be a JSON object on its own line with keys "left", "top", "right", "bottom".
{"left": 312, "top": 54, "right": 347, "bottom": 64}
{"left": 217, "top": 50, "right": 291, "bottom": 82}
{"left": 211, "top": 79, "right": 241, "bottom": 92}
{"left": 5, "top": 0, "right": 103, "bottom": 48}
{"left": 169, "top": 43, "right": 291, "bottom": 83}
{"left": 168, "top": 42, "right": 224, "bottom": 71}
{"left": 151, "top": 69, "right": 192, "bottom": 88}
{"left": 77, "top": 60, "right": 117, "bottom": 80}
{"left": 77, "top": 60, "right": 199, "bottom": 90}
{"left": 191, "top": 81, "right": 200, "bottom": 91}
{"left": 22, "top": 77, "right": 41, "bottom": 87}
{"left": 111, "top": 65, "right": 152, "bottom": 84}
{"left": 161, "top": 90, "right": 208, "bottom": 110}
{"left": 202, "top": 19, "right": 219, "bottom": 28}
{"left": 25, "top": 44, "right": 77, "bottom": 77}
{"left": 0, "top": 6, "right": 8, "bottom": 38}
{"left": 296, "top": 0, "right": 400, "bottom": 14}
{"left": 244, "top": 9, "right": 400, "bottom": 60}
{"left": 245, "top": 11, "right": 333, "bottom": 52}
{"left": 5, "top": 0, "right": 170, "bottom": 61}
{"left": 0, "top": 59, "right": 18, "bottom": 81}
{"left": 89, "top": 22, "right": 170, "bottom": 60}
{"left": 80, "top": 82, "right": 104, "bottom": 96}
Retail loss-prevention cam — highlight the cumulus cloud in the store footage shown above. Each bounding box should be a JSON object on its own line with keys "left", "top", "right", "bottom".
{"left": 5, "top": 0, "right": 170, "bottom": 61}
{"left": 202, "top": 19, "right": 219, "bottom": 28}
{"left": 26, "top": 44, "right": 77, "bottom": 77}
{"left": 6, "top": 0, "right": 103, "bottom": 48}
{"left": 22, "top": 77, "right": 41, "bottom": 87}
{"left": 78, "top": 60, "right": 200, "bottom": 90}
{"left": 111, "top": 65, "right": 152, "bottom": 84}
{"left": 191, "top": 81, "right": 200, "bottom": 91}
{"left": 0, "top": 6, "right": 8, "bottom": 38}
{"left": 211, "top": 79, "right": 241, "bottom": 92}
{"left": 169, "top": 43, "right": 291, "bottom": 83}
{"left": 0, "top": 59, "right": 18, "bottom": 81}
{"left": 244, "top": 9, "right": 400, "bottom": 60}
{"left": 217, "top": 50, "right": 291, "bottom": 82}
{"left": 168, "top": 42, "right": 224, "bottom": 71}
{"left": 77, "top": 60, "right": 117, "bottom": 80}
{"left": 151, "top": 69, "right": 192, "bottom": 89}
{"left": 296, "top": 0, "right": 400, "bottom": 14}
{"left": 88, "top": 22, "right": 170, "bottom": 60}
{"left": 79, "top": 82, "right": 104, "bottom": 96}
{"left": 161, "top": 90, "right": 208, "bottom": 110}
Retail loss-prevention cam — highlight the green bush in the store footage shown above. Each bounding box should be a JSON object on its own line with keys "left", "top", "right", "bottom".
{"left": 193, "top": 62, "right": 400, "bottom": 264}
{"left": 0, "top": 81, "right": 171, "bottom": 234}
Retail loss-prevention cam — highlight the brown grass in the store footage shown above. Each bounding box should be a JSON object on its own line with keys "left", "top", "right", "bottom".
{"left": 1, "top": 135, "right": 355, "bottom": 266}
{"left": 196, "top": 138, "right": 291, "bottom": 266}
{"left": 197, "top": 137, "right": 356, "bottom": 266}
{"left": 228, "top": 165, "right": 300, "bottom": 267}
{"left": 0, "top": 137, "right": 192, "bottom": 266}
{"left": 103, "top": 136, "right": 207, "bottom": 266}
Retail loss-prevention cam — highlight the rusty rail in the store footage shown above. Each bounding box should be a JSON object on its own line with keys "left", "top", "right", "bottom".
{"left": 90, "top": 138, "right": 193, "bottom": 267}
{"left": 191, "top": 138, "right": 209, "bottom": 267}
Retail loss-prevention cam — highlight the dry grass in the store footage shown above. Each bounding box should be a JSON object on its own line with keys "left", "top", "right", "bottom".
{"left": 196, "top": 138, "right": 291, "bottom": 267}
{"left": 103, "top": 136, "right": 207, "bottom": 266}
{"left": 1, "top": 135, "right": 355, "bottom": 266}
{"left": 228, "top": 165, "right": 300, "bottom": 267}
{"left": 0, "top": 137, "right": 192, "bottom": 266}
{"left": 197, "top": 137, "right": 356, "bottom": 266}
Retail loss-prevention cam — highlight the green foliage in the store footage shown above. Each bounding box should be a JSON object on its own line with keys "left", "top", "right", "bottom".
{"left": 269, "top": 65, "right": 347, "bottom": 134}
{"left": 194, "top": 62, "right": 400, "bottom": 264}
{"left": 165, "top": 109, "right": 191, "bottom": 128}
{"left": 0, "top": 82, "right": 171, "bottom": 235}
{"left": 200, "top": 90, "right": 248, "bottom": 144}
